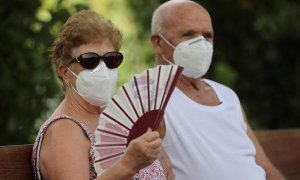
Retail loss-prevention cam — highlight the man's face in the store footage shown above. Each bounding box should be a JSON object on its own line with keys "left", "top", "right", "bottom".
{"left": 159, "top": 4, "right": 214, "bottom": 64}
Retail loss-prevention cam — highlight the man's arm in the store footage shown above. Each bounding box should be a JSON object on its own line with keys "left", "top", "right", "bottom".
{"left": 241, "top": 107, "right": 285, "bottom": 180}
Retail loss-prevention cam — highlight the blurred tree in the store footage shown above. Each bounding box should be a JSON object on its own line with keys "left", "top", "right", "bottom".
{"left": 0, "top": 0, "right": 88, "bottom": 145}
{"left": 1, "top": 0, "right": 299, "bottom": 145}
{"left": 90, "top": 0, "right": 154, "bottom": 87}
{"left": 127, "top": 0, "right": 300, "bottom": 129}
{"left": 209, "top": 0, "right": 300, "bottom": 129}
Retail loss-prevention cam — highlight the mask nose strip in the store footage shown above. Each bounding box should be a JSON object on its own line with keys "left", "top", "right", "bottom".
{"left": 189, "top": 36, "right": 204, "bottom": 45}
{"left": 189, "top": 38, "right": 202, "bottom": 45}
{"left": 91, "top": 62, "right": 106, "bottom": 73}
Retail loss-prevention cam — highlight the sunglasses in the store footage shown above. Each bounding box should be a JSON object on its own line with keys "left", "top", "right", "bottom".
{"left": 69, "top": 51, "right": 123, "bottom": 69}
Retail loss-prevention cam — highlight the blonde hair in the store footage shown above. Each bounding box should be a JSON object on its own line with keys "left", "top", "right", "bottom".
{"left": 50, "top": 10, "right": 122, "bottom": 90}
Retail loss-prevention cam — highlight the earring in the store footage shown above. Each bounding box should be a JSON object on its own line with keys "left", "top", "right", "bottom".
{"left": 66, "top": 82, "right": 71, "bottom": 87}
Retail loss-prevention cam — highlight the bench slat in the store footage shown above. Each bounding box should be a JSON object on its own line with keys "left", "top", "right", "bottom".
{"left": 0, "top": 129, "right": 299, "bottom": 180}
{"left": 256, "top": 129, "right": 300, "bottom": 180}
{"left": 0, "top": 144, "right": 34, "bottom": 180}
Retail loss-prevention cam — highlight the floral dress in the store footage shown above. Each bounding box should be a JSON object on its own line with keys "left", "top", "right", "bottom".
{"left": 133, "top": 160, "right": 166, "bottom": 179}
{"left": 32, "top": 115, "right": 97, "bottom": 180}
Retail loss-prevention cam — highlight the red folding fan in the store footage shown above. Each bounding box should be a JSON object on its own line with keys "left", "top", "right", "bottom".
{"left": 94, "top": 64, "right": 183, "bottom": 174}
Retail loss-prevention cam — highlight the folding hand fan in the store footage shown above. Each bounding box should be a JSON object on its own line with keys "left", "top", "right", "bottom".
{"left": 94, "top": 64, "right": 183, "bottom": 173}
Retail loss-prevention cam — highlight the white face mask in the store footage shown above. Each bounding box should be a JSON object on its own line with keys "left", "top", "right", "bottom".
{"left": 67, "top": 62, "right": 118, "bottom": 108}
{"left": 160, "top": 34, "right": 213, "bottom": 78}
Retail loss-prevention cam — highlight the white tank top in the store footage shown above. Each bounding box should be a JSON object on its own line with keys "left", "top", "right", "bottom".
{"left": 163, "top": 79, "right": 266, "bottom": 180}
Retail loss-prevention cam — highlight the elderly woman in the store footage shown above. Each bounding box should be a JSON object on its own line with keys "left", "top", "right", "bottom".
{"left": 32, "top": 10, "right": 168, "bottom": 179}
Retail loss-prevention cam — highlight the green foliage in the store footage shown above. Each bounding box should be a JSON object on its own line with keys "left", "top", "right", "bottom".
{"left": 0, "top": 0, "right": 88, "bottom": 145}
{"left": 1, "top": 0, "right": 299, "bottom": 145}
{"left": 127, "top": 0, "right": 300, "bottom": 129}
{"left": 91, "top": 0, "right": 159, "bottom": 87}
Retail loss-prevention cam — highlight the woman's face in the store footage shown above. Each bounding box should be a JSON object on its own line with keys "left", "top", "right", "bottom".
{"left": 64, "top": 39, "right": 120, "bottom": 109}
{"left": 70, "top": 39, "right": 116, "bottom": 73}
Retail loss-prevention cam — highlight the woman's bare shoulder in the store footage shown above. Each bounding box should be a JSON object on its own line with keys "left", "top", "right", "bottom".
{"left": 39, "top": 118, "right": 91, "bottom": 179}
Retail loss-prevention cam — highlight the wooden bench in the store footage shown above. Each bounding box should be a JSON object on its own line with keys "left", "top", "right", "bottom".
{"left": 0, "top": 144, "right": 34, "bottom": 180}
{"left": 0, "top": 129, "right": 299, "bottom": 180}
{"left": 256, "top": 129, "right": 300, "bottom": 180}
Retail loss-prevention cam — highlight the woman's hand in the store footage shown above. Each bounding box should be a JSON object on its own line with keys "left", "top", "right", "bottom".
{"left": 121, "top": 128, "right": 162, "bottom": 173}
{"left": 98, "top": 129, "right": 163, "bottom": 180}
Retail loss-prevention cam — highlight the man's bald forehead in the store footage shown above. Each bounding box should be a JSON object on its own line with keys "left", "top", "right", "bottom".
{"left": 151, "top": 0, "right": 210, "bottom": 34}
{"left": 159, "top": 0, "right": 209, "bottom": 16}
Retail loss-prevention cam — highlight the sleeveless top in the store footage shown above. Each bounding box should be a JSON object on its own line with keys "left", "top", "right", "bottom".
{"left": 32, "top": 115, "right": 166, "bottom": 179}
{"left": 162, "top": 79, "right": 266, "bottom": 180}
{"left": 32, "top": 115, "right": 97, "bottom": 179}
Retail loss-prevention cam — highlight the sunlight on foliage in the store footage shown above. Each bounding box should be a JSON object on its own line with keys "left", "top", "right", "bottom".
{"left": 90, "top": 0, "right": 151, "bottom": 91}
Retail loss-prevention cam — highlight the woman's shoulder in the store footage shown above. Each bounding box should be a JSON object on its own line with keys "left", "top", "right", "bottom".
{"left": 48, "top": 117, "right": 88, "bottom": 136}
{"left": 33, "top": 114, "right": 92, "bottom": 152}
{"left": 44, "top": 114, "right": 91, "bottom": 143}
{"left": 34, "top": 115, "right": 95, "bottom": 180}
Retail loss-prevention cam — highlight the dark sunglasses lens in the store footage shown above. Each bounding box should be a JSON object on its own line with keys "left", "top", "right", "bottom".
{"left": 80, "top": 53, "right": 100, "bottom": 69}
{"left": 103, "top": 52, "right": 123, "bottom": 68}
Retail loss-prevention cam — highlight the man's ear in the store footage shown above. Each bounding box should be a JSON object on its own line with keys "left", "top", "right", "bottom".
{"left": 151, "top": 35, "right": 163, "bottom": 55}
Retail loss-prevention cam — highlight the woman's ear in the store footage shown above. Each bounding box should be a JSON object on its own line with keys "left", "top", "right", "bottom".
{"left": 58, "top": 65, "right": 69, "bottom": 83}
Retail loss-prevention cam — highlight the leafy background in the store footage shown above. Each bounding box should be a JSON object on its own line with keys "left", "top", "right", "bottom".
{"left": 0, "top": 0, "right": 299, "bottom": 145}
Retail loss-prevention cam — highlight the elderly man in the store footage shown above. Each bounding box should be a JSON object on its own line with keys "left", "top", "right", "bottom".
{"left": 150, "top": 0, "right": 285, "bottom": 179}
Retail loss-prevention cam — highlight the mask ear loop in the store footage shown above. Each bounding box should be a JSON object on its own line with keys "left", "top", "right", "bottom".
{"left": 158, "top": 33, "right": 177, "bottom": 65}
{"left": 158, "top": 33, "right": 176, "bottom": 48}
{"left": 162, "top": 54, "right": 175, "bottom": 65}
{"left": 66, "top": 67, "right": 85, "bottom": 97}
{"left": 67, "top": 67, "right": 78, "bottom": 78}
